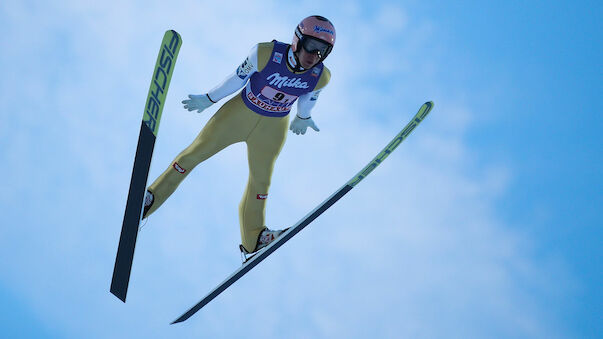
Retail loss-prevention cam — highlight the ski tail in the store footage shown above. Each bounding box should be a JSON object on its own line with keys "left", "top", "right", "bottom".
{"left": 110, "top": 30, "right": 182, "bottom": 302}
{"left": 170, "top": 101, "right": 433, "bottom": 323}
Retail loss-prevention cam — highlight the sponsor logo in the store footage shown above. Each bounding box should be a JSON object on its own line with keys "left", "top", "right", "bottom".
{"left": 311, "top": 67, "right": 320, "bottom": 77}
{"left": 314, "top": 25, "right": 335, "bottom": 36}
{"left": 273, "top": 52, "right": 283, "bottom": 64}
{"left": 257, "top": 194, "right": 268, "bottom": 200}
{"left": 236, "top": 58, "right": 253, "bottom": 79}
{"left": 144, "top": 32, "right": 181, "bottom": 135}
{"left": 346, "top": 103, "right": 432, "bottom": 187}
{"left": 266, "top": 73, "right": 309, "bottom": 89}
{"left": 173, "top": 162, "right": 187, "bottom": 174}
{"left": 310, "top": 90, "right": 321, "bottom": 101}
{"left": 246, "top": 91, "right": 293, "bottom": 112}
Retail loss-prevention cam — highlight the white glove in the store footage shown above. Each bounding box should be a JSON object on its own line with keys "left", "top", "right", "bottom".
{"left": 289, "top": 115, "right": 320, "bottom": 135}
{"left": 182, "top": 94, "right": 214, "bottom": 113}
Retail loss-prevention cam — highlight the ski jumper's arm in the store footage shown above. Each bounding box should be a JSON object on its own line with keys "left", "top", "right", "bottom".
{"left": 295, "top": 66, "right": 331, "bottom": 119}
{"left": 289, "top": 68, "right": 330, "bottom": 135}
{"left": 207, "top": 42, "right": 274, "bottom": 102}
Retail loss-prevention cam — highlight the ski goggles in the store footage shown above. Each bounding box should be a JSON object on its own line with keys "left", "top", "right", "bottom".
{"left": 301, "top": 37, "right": 332, "bottom": 59}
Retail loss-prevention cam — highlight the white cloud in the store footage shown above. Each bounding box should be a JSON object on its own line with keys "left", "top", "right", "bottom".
{"left": 0, "top": 1, "right": 573, "bottom": 338}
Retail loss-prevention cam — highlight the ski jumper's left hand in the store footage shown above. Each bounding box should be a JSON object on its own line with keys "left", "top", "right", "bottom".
{"left": 289, "top": 115, "right": 320, "bottom": 135}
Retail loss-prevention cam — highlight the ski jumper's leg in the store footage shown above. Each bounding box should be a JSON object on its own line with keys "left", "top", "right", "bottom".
{"left": 146, "top": 96, "right": 254, "bottom": 217}
{"left": 239, "top": 113, "right": 289, "bottom": 252}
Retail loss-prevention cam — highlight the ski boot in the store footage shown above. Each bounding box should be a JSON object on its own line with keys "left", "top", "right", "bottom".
{"left": 142, "top": 190, "right": 154, "bottom": 220}
{"left": 239, "top": 227, "right": 289, "bottom": 263}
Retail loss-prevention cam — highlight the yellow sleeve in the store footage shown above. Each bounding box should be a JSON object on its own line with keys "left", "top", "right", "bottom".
{"left": 314, "top": 66, "right": 331, "bottom": 91}
{"left": 256, "top": 42, "right": 275, "bottom": 72}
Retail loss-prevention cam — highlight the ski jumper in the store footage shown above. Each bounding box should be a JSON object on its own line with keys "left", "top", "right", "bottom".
{"left": 145, "top": 41, "right": 331, "bottom": 252}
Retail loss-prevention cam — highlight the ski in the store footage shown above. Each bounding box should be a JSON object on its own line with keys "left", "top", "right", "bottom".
{"left": 171, "top": 101, "right": 434, "bottom": 324}
{"left": 110, "top": 30, "right": 182, "bottom": 302}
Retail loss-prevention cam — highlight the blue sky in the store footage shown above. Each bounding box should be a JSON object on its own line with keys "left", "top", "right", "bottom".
{"left": 1, "top": 0, "right": 601, "bottom": 338}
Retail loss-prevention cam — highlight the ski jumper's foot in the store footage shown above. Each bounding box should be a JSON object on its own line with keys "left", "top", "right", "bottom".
{"left": 142, "top": 190, "right": 154, "bottom": 219}
{"left": 239, "top": 227, "right": 289, "bottom": 263}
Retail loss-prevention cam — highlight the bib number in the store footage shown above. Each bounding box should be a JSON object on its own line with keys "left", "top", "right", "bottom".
{"left": 261, "top": 86, "right": 297, "bottom": 107}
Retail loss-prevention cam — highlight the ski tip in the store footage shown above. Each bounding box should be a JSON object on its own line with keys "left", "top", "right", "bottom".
{"left": 420, "top": 101, "right": 434, "bottom": 118}
{"left": 167, "top": 29, "right": 182, "bottom": 39}
{"left": 170, "top": 318, "right": 183, "bottom": 325}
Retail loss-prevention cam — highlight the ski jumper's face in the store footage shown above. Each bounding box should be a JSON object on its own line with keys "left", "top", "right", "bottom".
{"left": 297, "top": 48, "right": 321, "bottom": 69}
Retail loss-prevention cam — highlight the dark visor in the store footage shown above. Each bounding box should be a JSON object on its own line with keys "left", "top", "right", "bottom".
{"left": 301, "top": 37, "right": 332, "bottom": 58}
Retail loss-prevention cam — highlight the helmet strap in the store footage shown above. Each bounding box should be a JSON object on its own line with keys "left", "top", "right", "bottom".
{"left": 288, "top": 45, "right": 305, "bottom": 73}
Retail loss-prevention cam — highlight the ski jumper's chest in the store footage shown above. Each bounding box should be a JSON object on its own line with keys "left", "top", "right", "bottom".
{"left": 241, "top": 41, "right": 323, "bottom": 117}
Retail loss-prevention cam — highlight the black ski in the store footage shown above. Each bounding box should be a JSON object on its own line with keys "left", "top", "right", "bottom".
{"left": 110, "top": 30, "right": 182, "bottom": 302}
{"left": 171, "top": 101, "right": 434, "bottom": 324}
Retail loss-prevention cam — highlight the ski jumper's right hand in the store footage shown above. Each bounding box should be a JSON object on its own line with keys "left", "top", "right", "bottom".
{"left": 182, "top": 94, "right": 215, "bottom": 113}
